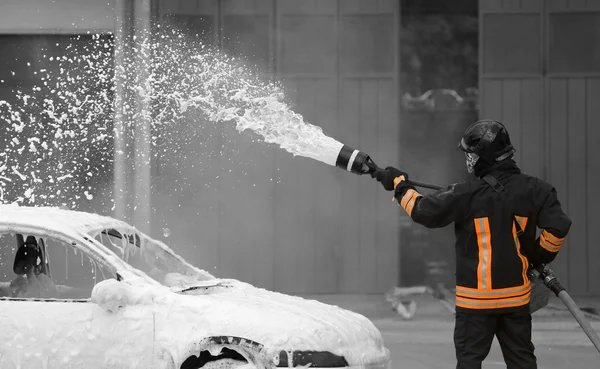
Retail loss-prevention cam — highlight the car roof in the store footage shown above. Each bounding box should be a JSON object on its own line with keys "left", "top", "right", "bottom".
{"left": 0, "top": 205, "right": 137, "bottom": 237}
{"left": 0, "top": 205, "right": 216, "bottom": 284}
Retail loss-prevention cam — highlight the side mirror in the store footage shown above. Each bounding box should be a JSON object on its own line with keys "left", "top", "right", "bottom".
{"left": 90, "top": 277, "right": 163, "bottom": 313}
{"left": 90, "top": 279, "right": 132, "bottom": 313}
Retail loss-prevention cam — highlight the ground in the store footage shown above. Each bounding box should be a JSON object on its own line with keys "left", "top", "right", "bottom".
{"left": 305, "top": 294, "right": 600, "bottom": 368}
{"left": 385, "top": 341, "right": 597, "bottom": 369}
{"left": 380, "top": 318, "right": 599, "bottom": 368}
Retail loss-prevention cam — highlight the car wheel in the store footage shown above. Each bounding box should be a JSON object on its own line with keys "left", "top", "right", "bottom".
{"left": 200, "top": 359, "right": 255, "bottom": 369}
{"left": 181, "top": 346, "right": 260, "bottom": 369}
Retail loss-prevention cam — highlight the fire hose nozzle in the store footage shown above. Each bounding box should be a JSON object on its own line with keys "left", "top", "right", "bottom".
{"left": 334, "top": 145, "right": 444, "bottom": 191}
{"left": 335, "top": 145, "right": 378, "bottom": 175}
{"left": 528, "top": 263, "right": 565, "bottom": 296}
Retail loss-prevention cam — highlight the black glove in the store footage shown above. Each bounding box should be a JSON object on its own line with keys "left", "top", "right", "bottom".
{"left": 374, "top": 166, "right": 408, "bottom": 191}
{"left": 394, "top": 176, "right": 416, "bottom": 202}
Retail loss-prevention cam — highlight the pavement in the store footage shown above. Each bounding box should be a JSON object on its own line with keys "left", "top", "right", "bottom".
{"left": 302, "top": 293, "right": 600, "bottom": 368}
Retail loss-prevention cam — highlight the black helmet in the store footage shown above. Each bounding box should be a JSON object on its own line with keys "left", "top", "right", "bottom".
{"left": 458, "top": 119, "right": 515, "bottom": 162}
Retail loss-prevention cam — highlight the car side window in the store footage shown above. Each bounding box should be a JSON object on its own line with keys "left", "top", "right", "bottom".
{"left": 0, "top": 234, "right": 17, "bottom": 297}
{"left": 0, "top": 233, "right": 112, "bottom": 300}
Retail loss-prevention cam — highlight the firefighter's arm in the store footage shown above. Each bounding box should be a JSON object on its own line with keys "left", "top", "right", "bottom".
{"left": 394, "top": 179, "right": 465, "bottom": 228}
{"left": 531, "top": 186, "right": 572, "bottom": 265}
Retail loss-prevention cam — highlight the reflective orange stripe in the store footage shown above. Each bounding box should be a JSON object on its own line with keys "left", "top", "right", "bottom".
{"left": 513, "top": 216, "right": 530, "bottom": 285}
{"left": 393, "top": 175, "right": 406, "bottom": 189}
{"left": 456, "top": 282, "right": 531, "bottom": 299}
{"left": 540, "top": 230, "right": 563, "bottom": 252}
{"left": 400, "top": 189, "right": 422, "bottom": 216}
{"left": 474, "top": 218, "right": 492, "bottom": 290}
{"left": 456, "top": 291, "right": 531, "bottom": 309}
{"left": 543, "top": 230, "right": 565, "bottom": 244}
{"left": 400, "top": 189, "right": 416, "bottom": 208}
{"left": 404, "top": 192, "right": 421, "bottom": 216}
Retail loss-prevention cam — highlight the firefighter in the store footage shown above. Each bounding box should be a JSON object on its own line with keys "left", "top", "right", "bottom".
{"left": 373, "top": 119, "right": 572, "bottom": 369}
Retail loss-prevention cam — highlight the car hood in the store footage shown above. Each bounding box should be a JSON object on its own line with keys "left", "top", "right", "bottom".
{"left": 160, "top": 278, "right": 389, "bottom": 367}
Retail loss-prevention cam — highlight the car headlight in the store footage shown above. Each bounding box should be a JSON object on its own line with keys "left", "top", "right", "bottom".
{"left": 277, "top": 350, "right": 348, "bottom": 367}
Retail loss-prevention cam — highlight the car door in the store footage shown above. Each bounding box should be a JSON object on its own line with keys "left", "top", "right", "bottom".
{"left": 0, "top": 232, "right": 160, "bottom": 369}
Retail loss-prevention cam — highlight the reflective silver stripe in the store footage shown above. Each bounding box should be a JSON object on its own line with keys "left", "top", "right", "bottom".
{"left": 514, "top": 216, "right": 530, "bottom": 283}
{"left": 540, "top": 231, "right": 562, "bottom": 252}
{"left": 479, "top": 218, "right": 490, "bottom": 290}
{"left": 457, "top": 295, "right": 530, "bottom": 307}
{"left": 456, "top": 283, "right": 531, "bottom": 297}
{"left": 346, "top": 150, "right": 359, "bottom": 172}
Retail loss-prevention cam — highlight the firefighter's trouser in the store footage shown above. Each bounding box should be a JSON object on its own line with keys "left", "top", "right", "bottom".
{"left": 454, "top": 311, "right": 537, "bottom": 369}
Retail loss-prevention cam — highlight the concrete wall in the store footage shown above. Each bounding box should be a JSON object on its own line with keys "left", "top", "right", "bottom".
{"left": 479, "top": 0, "right": 600, "bottom": 296}
{"left": 152, "top": 0, "right": 402, "bottom": 294}
{"left": 0, "top": 0, "right": 115, "bottom": 33}
{"left": 0, "top": 0, "right": 402, "bottom": 294}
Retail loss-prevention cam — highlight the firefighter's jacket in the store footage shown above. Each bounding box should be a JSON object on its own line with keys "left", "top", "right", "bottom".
{"left": 398, "top": 160, "right": 572, "bottom": 313}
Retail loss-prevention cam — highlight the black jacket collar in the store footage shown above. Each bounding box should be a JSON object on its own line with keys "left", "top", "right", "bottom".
{"left": 475, "top": 158, "right": 521, "bottom": 178}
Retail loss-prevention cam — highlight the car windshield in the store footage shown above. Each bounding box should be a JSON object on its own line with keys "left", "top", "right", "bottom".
{"left": 93, "top": 228, "right": 215, "bottom": 287}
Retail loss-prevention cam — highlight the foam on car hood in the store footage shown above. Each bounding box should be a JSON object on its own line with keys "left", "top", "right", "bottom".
{"left": 90, "top": 277, "right": 389, "bottom": 367}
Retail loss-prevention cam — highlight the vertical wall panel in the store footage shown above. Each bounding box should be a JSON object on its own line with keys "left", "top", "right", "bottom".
{"left": 500, "top": 80, "right": 523, "bottom": 165}
{"left": 217, "top": 128, "right": 249, "bottom": 282}
{"left": 178, "top": 0, "right": 200, "bottom": 13}
{"left": 163, "top": 0, "right": 218, "bottom": 14}
{"left": 151, "top": 142, "right": 221, "bottom": 276}
{"left": 273, "top": 79, "right": 318, "bottom": 294}
{"left": 280, "top": 0, "right": 339, "bottom": 14}
{"left": 183, "top": 130, "right": 220, "bottom": 275}
{"left": 520, "top": 79, "right": 543, "bottom": 178}
{"left": 502, "top": 0, "right": 523, "bottom": 11}
{"left": 158, "top": 0, "right": 178, "bottom": 14}
{"left": 375, "top": 80, "right": 400, "bottom": 292}
{"left": 275, "top": 2, "right": 338, "bottom": 294}
{"left": 278, "top": 14, "right": 336, "bottom": 74}
{"left": 156, "top": 0, "right": 399, "bottom": 294}
{"left": 550, "top": 0, "right": 600, "bottom": 11}
{"left": 339, "top": 0, "right": 360, "bottom": 13}
{"left": 566, "top": 78, "right": 588, "bottom": 295}
{"left": 338, "top": 79, "right": 362, "bottom": 293}
{"left": 222, "top": 0, "right": 271, "bottom": 13}
{"left": 480, "top": 1, "right": 503, "bottom": 12}
{"left": 312, "top": 79, "right": 343, "bottom": 293}
{"left": 481, "top": 80, "right": 503, "bottom": 120}
{"left": 377, "top": 0, "right": 397, "bottom": 13}
{"left": 340, "top": 0, "right": 395, "bottom": 13}
{"left": 548, "top": 0, "right": 569, "bottom": 11}
{"left": 154, "top": 0, "right": 221, "bottom": 282}
{"left": 217, "top": 0, "right": 274, "bottom": 287}
{"left": 317, "top": 0, "right": 337, "bottom": 13}
{"left": 294, "top": 0, "right": 314, "bottom": 12}
{"left": 586, "top": 78, "right": 600, "bottom": 295}
{"left": 237, "top": 140, "right": 277, "bottom": 291}
{"left": 520, "top": 0, "right": 542, "bottom": 12}
{"left": 357, "top": 80, "right": 380, "bottom": 293}
{"left": 246, "top": 151, "right": 276, "bottom": 291}
{"left": 482, "top": 14, "right": 541, "bottom": 75}
{"left": 547, "top": 78, "right": 570, "bottom": 287}
{"left": 294, "top": 79, "right": 319, "bottom": 293}
{"left": 565, "top": 0, "right": 587, "bottom": 11}
{"left": 278, "top": 0, "right": 297, "bottom": 12}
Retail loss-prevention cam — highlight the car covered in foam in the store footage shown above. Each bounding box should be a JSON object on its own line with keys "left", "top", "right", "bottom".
{"left": 0, "top": 205, "right": 390, "bottom": 369}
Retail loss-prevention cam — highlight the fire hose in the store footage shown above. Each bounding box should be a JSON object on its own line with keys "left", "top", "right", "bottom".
{"left": 333, "top": 145, "right": 443, "bottom": 190}
{"left": 334, "top": 145, "right": 600, "bottom": 353}
{"left": 528, "top": 264, "right": 600, "bottom": 353}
